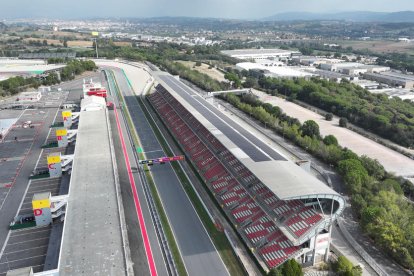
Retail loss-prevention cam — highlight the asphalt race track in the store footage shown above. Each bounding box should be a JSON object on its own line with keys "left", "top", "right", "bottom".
{"left": 110, "top": 67, "right": 229, "bottom": 276}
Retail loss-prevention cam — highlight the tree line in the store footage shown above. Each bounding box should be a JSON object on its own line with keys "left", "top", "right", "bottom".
{"left": 0, "top": 60, "right": 97, "bottom": 98}
{"left": 243, "top": 73, "right": 414, "bottom": 148}
{"left": 222, "top": 92, "right": 414, "bottom": 269}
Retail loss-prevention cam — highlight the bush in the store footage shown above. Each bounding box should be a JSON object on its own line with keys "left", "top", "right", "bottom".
{"left": 195, "top": 61, "right": 202, "bottom": 66}
{"left": 301, "top": 120, "right": 320, "bottom": 138}
{"left": 334, "top": 255, "right": 362, "bottom": 276}
{"left": 255, "top": 73, "right": 414, "bottom": 148}
{"left": 323, "top": 134, "right": 338, "bottom": 146}
{"left": 339, "top": 117, "right": 348, "bottom": 127}
{"left": 281, "top": 259, "right": 303, "bottom": 276}
{"left": 325, "top": 112, "right": 333, "bottom": 121}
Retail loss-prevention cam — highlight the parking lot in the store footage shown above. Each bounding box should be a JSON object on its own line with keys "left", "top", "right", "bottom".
{"left": 36, "top": 148, "right": 66, "bottom": 173}
{"left": 0, "top": 109, "right": 49, "bottom": 209}
{"left": 0, "top": 76, "right": 96, "bottom": 275}
{"left": 0, "top": 93, "right": 67, "bottom": 270}
{"left": 0, "top": 108, "right": 64, "bottom": 275}
{"left": 0, "top": 132, "right": 64, "bottom": 275}
{"left": 18, "top": 178, "right": 62, "bottom": 217}
{"left": 0, "top": 226, "right": 51, "bottom": 275}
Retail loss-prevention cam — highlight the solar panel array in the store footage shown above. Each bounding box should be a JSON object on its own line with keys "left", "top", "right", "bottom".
{"left": 18, "top": 52, "right": 76, "bottom": 59}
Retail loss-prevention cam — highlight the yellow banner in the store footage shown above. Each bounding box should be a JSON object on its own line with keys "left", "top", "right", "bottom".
{"left": 47, "top": 155, "right": 61, "bottom": 164}
{"left": 32, "top": 199, "right": 51, "bottom": 209}
{"left": 62, "top": 111, "right": 72, "bottom": 118}
{"left": 56, "top": 129, "right": 67, "bottom": 136}
{"left": 91, "top": 31, "right": 99, "bottom": 36}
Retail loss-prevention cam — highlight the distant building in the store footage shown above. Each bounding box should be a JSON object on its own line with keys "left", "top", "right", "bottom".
{"left": 38, "top": 86, "right": 51, "bottom": 93}
{"left": 0, "top": 63, "right": 65, "bottom": 80}
{"left": 236, "top": 62, "right": 314, "bottom": 79}
{"left": 292, "top": 56, "right": 342, "bottom": 67}
{"left": 364, "top": 72, "right": 414, "bottom": 89}
{"left": 221, "top": 48, "right": 301, "bottom": 62}
{"left": 16, "top": 92, "right": 42, "bottom": 103}
{"left": 303, "top": 68, "right": 351, "bottom": 83}
{"left": 369, "top": 88, "right": 414, "bottom": 102}
{"left": 255, "top": 59, "right": 284, "bottom": 67}
{"left": 323, "top": 43, "right": 340, "bottom": 48}
{"left": 353, "top": 80, "right": 381, "bottom": 90}
{"left": 320, "top": 62, "right": 390, "bottom": 76}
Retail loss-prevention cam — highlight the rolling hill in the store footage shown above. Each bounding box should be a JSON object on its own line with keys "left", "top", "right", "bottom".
{"left": 263, "top": 11, "right": 414, "bottom": 22}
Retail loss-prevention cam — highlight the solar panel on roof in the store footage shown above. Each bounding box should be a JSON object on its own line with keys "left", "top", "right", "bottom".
{"left": 18, "top": 52, "right": 77, "bottom": 59}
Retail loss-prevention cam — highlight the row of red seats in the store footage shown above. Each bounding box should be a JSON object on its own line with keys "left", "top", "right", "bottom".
{"left": 149, "top": 89, "right": 302, "bottom": 269}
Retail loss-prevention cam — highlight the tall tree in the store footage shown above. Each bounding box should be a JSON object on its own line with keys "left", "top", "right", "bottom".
{"left": 281, "top": 259, "right": 303, "bottom": 276}
{"left": 301, "top": 120, "right": 320, "bottom": 138}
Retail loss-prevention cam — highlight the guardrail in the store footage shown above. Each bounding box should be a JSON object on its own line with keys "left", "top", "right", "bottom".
{"left": 337, "top": 218, "right": 388, "bottom": 276}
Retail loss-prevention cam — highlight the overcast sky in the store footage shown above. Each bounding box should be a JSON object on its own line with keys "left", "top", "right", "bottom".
{"left": 1, "top": 0, "right": 413, "bottom": 19}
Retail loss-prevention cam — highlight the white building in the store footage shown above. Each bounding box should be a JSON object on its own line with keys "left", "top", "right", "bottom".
{"left": 80, "top": 95, "right": 106, "bottom": 111}
{"left": 16, "top": 92, "right": 42, "bottom": 103}
{"left": 236, "top": 62, "right": 314, "bottom": 79}
{"left": 320, "top": 62, "right": 390, "bottom": 76}
{"left": 0, "top": 63, "right": 65, "bottom": 80}
{"left": 221, "top": 48, "right": 301, "bottom": 62}
{"left": 292, "top": 56, "right": 342, "bottom": 67}
{"left": 369, "top": 88, "right": 414, "bottom": 102}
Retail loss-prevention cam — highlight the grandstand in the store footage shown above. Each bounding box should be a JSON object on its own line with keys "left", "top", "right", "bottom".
{"left": 148, "top": 73, "right": 346, "bottom": 271}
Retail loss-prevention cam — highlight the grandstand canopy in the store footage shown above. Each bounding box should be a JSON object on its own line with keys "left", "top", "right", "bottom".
{"left": 155, "top": 73, "right": 343, "bottom": 202}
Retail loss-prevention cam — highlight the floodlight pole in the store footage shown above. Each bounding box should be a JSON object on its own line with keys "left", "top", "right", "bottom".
{"left": 94, "top": 38, "right": 99, "bottom": 59}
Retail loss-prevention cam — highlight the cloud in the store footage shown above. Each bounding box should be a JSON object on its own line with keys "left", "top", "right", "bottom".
{"left": 0, "top": 0, "right": 412, "bottom": 19}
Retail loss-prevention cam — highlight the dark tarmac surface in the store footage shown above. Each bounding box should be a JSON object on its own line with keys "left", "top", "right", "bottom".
{"left": 106, "top": 69, "right": 167, "bottom": 276}
{"left": 0, "top": 226, "right": 51, "bottom": 275}
{"left": 111, "top": 68, "right": 229, "bottom": 276}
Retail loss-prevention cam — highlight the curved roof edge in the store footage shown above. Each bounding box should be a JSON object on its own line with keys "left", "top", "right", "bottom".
{"left": 284, "top": 194, "right": 346, "bottom": 245}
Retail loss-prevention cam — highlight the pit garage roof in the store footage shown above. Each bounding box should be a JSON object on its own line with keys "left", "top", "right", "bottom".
{"left": 59, "top": 108, "right": 126, "bottom": 275}
{"left": 80, "top": 95, "right": 106, "bottom": 111}
{"left": 156, "top": 73, "right": 340, "bottom": 201}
